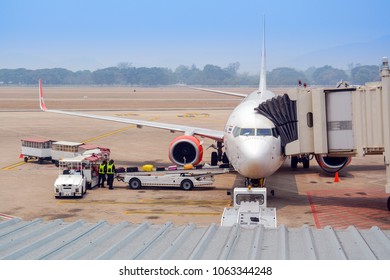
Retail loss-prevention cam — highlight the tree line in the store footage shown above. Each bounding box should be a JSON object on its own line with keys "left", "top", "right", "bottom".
{"left": 0, "top": 62, "right": 380, "bottom": 86}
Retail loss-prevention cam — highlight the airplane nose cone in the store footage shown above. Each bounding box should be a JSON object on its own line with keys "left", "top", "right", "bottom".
{"left": 241, "top": 138, "right": 267, "bottom": 160}
{"left": 237, "top": 138, "right": 274, "bottom": 178}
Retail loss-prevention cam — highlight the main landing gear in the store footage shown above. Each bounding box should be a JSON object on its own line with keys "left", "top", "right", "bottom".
{"left": 209, "top": 141, "right": 229, "bottom": 166}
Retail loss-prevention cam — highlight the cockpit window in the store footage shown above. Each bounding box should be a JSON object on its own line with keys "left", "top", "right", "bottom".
{"left": 232, "top": 127, "right": 241, "bottom": 137}
{"left": 240, "top": 128, "right": 255, "bottom": 136}
{"left": 256, "top": 128, "right": 272, "bottom": 136}
{"left": 232, "top": 127, "right": 276, "bottom": 137}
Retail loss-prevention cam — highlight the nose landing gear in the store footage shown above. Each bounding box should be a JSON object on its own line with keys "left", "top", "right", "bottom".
{"left": 245, "top": 177, "right": 275, "bottom": 196}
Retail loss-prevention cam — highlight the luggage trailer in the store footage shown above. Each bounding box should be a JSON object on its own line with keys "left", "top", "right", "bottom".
{"left": 20, "top": 138, "right": 55, "bottom": 164}
{"left": 116, "top": 167, "right": 230, "bottom": 191}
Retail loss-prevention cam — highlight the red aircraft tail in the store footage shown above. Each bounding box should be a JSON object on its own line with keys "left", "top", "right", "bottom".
{"left": 38, "top": 79, "right": 47, "bottom": 111}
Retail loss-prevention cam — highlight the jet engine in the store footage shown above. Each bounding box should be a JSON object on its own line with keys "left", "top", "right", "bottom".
{"left": 315, "top": 155, "right": 351, "bottom": 173}
{"left": 169, "top": 135, "right": 203, "bottom": 166}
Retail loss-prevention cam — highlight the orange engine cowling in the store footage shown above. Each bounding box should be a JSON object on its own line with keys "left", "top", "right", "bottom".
{"left": 315, "top": 155, "right": 352, "bottom": 173}
{"left": 169, "top": 135, "right": 203, "bottom": 166}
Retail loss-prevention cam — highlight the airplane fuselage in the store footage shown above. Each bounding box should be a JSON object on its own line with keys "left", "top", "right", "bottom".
{"left": 224, "top": 90, "right": 285, "bottom": 179}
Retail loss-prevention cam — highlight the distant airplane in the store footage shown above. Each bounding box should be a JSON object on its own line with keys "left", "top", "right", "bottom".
{"left": 38, "top": 20, "right": 350, "bottom": 187}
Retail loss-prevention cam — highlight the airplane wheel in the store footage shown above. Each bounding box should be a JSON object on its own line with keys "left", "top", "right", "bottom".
{"left": 181, "top": 179, "right": 194, "bottom": 191}
{"left": 387, "top": 196, "right": 390, "bottom": 211}
{"left": 250, "top": 179, "right": 260, "bottom": 188}
{"left": 129, "top": 178, "right": 142, "bottom": 189}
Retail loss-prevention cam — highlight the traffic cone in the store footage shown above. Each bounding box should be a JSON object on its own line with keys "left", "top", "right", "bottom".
{"left": 19, "top": 153, "right": 23, "bottom": 159}
{"left": 334, "top": 172, "right": 340, "bottom": 183}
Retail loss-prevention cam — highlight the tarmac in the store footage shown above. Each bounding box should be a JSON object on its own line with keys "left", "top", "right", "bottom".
{"left": 0, "top": 86, "right": 389, "bottom": 229}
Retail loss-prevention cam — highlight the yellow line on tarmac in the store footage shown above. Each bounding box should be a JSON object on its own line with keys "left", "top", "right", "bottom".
{"left": 1, "top": 161, "right": 26, "bottom": 171}
{"left": 82, "top": 117, "right": 159, "bottom": 143}
{"left": 82, "top": 125, "right": 136, "bottom": 143}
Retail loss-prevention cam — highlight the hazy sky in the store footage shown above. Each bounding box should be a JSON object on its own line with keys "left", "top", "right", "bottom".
{"left": 1, "top": 0, "right": 389, "bottom": 73}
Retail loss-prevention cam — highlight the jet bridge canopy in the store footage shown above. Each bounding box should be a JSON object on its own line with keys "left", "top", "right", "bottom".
{"left": 255, "top": 94, "right": 298, "bottom": 148}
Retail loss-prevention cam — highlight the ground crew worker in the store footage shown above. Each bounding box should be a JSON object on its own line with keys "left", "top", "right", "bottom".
{"left": 106, "top": 159, "right": 116, "bottom": 190}
{"left": 98, "top": 160, "right": 107, "bottom": 188}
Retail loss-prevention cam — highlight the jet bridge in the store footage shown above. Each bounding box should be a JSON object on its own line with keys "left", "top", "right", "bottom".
{"left": 258, "top": 58, "right": 390, "bottom": 209}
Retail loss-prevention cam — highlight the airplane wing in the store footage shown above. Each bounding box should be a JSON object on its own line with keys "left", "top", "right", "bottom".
{"left": 190, "top": 87, "right": 248, "bottom": 98}
{"left": 39, "top": 80, "right": 224, "bottom": 141}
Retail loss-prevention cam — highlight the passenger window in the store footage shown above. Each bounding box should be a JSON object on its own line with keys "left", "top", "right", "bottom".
{"left": 240, "top": 128, "right": 255, "bottom": 136}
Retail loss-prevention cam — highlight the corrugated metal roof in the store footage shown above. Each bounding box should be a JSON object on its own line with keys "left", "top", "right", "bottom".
{"left": 0, "top": 218, "right": 389, "bottom": 260}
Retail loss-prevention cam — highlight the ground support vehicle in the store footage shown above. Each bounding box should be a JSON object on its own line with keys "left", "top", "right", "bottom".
{"left": 20, "top": 138, "right": 55, "bottom": 164}
{"left": 51, "top": 141, "right": 84, "bottom": 166}
{"left": 78, "top": 144, "right": 110, "bottom": 160}
{"left": 116, "top": 167, "right": 229, "bottom": 190}
{"left": 54, "top": 153, "right": 105, "bottom": 198}
{"left": 221, "top": 187, "right": 277, "bottom": 228}
{"left": 50, "top": 142, "right": 110, "bottom": 166}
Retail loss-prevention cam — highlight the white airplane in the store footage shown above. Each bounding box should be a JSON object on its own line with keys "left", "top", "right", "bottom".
{"left": 38, "top": 24, "right": 351, "bottom": 187}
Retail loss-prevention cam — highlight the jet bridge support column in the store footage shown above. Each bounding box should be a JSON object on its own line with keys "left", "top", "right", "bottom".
{"left": 380, "top": 57, "right": 390, "bottom": 196}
